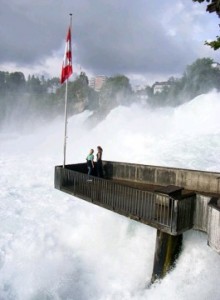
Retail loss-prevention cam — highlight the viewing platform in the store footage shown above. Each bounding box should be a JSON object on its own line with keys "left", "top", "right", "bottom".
{"left": 54, "top": 160, "right": 220, "bottom": 282}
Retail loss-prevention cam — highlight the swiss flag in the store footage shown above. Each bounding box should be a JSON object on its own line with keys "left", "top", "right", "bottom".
{"left": 60, "top": 27, "right": 73, "bottom": 84}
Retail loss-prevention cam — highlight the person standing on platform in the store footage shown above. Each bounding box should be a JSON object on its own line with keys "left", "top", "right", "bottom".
{"left": 96, "top": 146, "right": 103, "bottom": 178}
{"left": 86, "top": 149, "right": 94, "bottom": 175}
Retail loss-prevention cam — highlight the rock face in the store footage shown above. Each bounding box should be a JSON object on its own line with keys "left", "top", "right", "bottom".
{"left": 72, "top": 97, "right": 88, "bottom": 113}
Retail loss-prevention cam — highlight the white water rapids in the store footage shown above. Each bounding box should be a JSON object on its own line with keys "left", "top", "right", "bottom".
{"left": 0, "top": 91, "right": 220, "bottom": 299}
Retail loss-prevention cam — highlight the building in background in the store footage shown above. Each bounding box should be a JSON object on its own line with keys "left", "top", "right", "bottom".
{"left": 152, "top": 81, "right": 172, "bottom": 94}
{"left": 133, "top": 84, "right": 148, "bottom": 102}
{"left": 89, "top": 75, "right": 107, "bottom": 91}
{"left": 89, "top": 77, "right": 95, "bottom": 90}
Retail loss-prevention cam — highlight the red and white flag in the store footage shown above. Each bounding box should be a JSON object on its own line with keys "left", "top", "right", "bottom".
{"left": 60, "top": 26, "right": 73, "bottom": 84}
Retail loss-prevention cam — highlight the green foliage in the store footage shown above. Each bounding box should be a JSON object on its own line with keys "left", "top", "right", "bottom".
{"left": 99, "top": 75, "right": 132, "bottom": 110}
{"left": 1, "top": 57, "right": 219, "bottom": 129}
{"left": 8, "top": 72, "right": 26, "bottom": 92}
{"left": 192, "top": 0, "right": 220, "bottom": 50}
{"left": 0, "top": 71, "right": 26, "bottom": 94}
{"left": 0, "top": 71, "right": 8, "bottom": 95}
{"left": 182, "top": 58, "right": 220, "bottom": 98}
{"left": 56, "top": 72, "right": 99, "bottom": 114}
{"left": 205, "top": 36, "right": 220, "bottom": 50}
{"left": 147, "top": 58, "right": 220, "bottom": 107}
{"left": 192, "top": 0, "right": 207, "bottom": 3}
{"left": 0, "top": 70, "right": 101, "bottom": 130}
{"left": 69, "top": 73, "right": 89, "bottom": 102}
{"left": 26, "top": 75, "right": 46, "bottom": 94}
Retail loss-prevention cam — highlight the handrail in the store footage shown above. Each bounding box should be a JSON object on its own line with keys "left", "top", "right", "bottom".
{"left": 54, "top": 163, "right": 219, "bottom": 251}
{"left": 55, "top": 166, "right": 182, "bottom": 234}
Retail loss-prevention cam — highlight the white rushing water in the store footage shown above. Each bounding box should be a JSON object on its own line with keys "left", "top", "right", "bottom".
{"left": 0, "top": 91, "right": 220, "bottom": 300}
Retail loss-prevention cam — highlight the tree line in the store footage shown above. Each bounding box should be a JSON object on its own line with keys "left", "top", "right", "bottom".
{"left": 0, "top": 57, "right": 220, "bottom": 129}
{"left": 145, "top": 58, "right": 220, "bottom": 107}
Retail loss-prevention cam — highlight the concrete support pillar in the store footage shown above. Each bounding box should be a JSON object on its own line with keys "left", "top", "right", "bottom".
{"left": 151, "top": 230, "right": 182, "bottom": 283}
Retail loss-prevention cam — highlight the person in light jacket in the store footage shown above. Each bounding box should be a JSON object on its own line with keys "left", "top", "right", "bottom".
{"left": 86, "top": 149, "right": 94, "bottom": 175}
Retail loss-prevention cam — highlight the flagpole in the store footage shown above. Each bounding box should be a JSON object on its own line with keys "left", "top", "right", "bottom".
{"left": 63, "top": 78, "right": 68, "bottom": 167}
{"left": 63, "top": 13, "right": 72, "bottom": 168}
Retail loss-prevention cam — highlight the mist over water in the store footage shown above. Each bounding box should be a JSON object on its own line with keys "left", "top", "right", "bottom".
{"left": 0, "top": 91, "right": 220, "bottom": 300}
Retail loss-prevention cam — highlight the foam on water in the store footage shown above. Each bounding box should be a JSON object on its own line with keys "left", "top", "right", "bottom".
{"left": 0, "top": 91, "right": 220, "bottom": 300}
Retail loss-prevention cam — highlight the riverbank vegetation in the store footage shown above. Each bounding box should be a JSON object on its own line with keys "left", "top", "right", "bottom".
{"left": 0, "top": 57, "right": 220, "bottom": 130}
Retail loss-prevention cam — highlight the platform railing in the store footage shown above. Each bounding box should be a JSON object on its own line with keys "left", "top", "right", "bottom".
{"left": 55, "top": 166, "right": 196, "bottom": 235}
{"left": 55, "top": 162, "right": 220, "bottom": 253}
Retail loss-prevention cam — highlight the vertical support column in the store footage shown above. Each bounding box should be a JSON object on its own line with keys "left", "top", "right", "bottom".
{"left": 207, "top": 197, "right": 220, "bottom": 254}
{"left": 151, "top": 230, "right": 182, "bottom": 283}
{"left": 54, "top": 166, "right": 63, "bottom": 189}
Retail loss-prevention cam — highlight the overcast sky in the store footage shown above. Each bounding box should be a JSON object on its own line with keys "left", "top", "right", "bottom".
{"left": 0, "top": 0, "right": 219, "bottom": 85}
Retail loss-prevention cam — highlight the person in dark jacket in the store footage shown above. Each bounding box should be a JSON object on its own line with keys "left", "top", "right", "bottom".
{"left": 86, "top": 149, "right": 94, "bottom": 175}
{"left": 96, "top": 146, "right": 103, "bottom": 178}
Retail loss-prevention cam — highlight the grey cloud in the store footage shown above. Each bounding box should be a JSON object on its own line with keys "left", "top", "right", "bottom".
{"left": 0, "top": 0, "right": 216, "bottom": 76}
{"left": 73, "top": 1, "right": 198, "bottom": 75}
{"left": 0, "top": 0, "right": 66, "bottom": 65}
